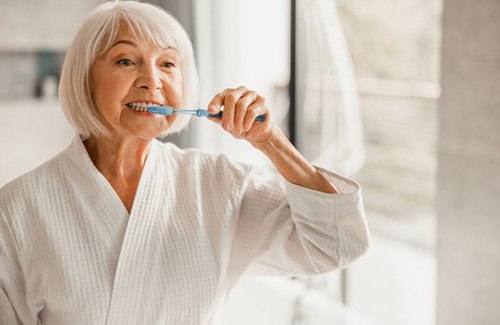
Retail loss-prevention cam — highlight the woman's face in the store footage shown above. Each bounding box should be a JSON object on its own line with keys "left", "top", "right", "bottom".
{"left": 90, "top": 26, "right": 183, "bottom": 140}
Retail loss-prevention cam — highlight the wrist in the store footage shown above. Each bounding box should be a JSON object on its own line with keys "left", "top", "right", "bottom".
{"left": 250, "top": 124, "right": 279, "bottom": 151}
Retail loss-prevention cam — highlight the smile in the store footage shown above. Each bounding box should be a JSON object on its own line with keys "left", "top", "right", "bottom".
{"left": 126, "top": 102, "right": 162, "bottom": 112}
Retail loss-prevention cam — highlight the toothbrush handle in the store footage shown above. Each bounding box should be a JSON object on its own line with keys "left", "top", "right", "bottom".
{"left": 207, "top": 111, "right": 266, "bottom": 122}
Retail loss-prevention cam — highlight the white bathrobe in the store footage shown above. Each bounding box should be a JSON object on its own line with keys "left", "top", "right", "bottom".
{"left": 0, "top": 136, "right": 369, "bottom": 325}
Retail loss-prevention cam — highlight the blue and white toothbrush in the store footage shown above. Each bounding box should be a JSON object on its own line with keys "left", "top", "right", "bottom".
{"left": 147, "top": 105, "right": 266, "bottom": 122}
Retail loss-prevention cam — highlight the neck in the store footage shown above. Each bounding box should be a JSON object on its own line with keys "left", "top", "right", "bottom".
{"left": 84, "top": 135, "right": 151, "bottom": 179}
{"left": 83, "top": 135, "right": 153, "bottom": 213}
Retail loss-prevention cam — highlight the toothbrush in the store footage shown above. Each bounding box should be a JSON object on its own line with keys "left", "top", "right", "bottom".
{"left": 147, "top": 105, "right": 266, "bottom": 122}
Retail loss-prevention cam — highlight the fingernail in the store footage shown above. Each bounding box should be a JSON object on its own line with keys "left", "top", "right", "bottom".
{"left": 209, "top": 105, "right": 216, "bottom": 112}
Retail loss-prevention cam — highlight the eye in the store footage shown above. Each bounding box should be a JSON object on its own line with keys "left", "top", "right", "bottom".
{"left": 162, "top": 61, "right": 175, "bottom": 68}
{"left": 117, "top": 58, "right": 134, "bottom": 66}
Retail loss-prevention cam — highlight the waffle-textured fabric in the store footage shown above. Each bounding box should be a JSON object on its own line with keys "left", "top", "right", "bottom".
{"left": 0, "top": 135, "right": 370, "bottom": 325}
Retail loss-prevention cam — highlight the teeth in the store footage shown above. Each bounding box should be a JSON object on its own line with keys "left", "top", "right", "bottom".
{"left": 127, "top": 102, "right": 161, "bottom": 112}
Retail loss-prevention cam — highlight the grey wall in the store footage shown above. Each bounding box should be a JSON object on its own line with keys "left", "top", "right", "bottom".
{"left": 0, "top": 0, "right": 100, "bottom": 51}
{"left": 151, "top": 0, "right": 194, "bottom": 39}
{"left": 437, "top": 1, "right": 500, "bottom": 324}
{"left": 0, "top": 0, "right": 99, "bottom": 99}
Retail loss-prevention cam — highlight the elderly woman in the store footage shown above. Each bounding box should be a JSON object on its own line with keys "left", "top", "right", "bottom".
{"left": 0, "top": 1, "right": 369, "bottom": 324}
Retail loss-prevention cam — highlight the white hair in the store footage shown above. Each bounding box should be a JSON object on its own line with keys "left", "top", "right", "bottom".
{"left": 59, "top": 0, "right": 198, "bottom": 138}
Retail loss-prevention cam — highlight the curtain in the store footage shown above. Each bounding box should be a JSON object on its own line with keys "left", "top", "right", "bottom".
{"left": 296, "top": 0, "right": 364, "bottom": 176}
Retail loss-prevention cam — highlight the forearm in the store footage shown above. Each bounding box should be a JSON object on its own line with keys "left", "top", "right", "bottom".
{"left": 252, "top": 126, "right": 338, "bottom": 194}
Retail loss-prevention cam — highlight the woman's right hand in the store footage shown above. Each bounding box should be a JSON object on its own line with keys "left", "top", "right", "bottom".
{"left": 206, "top": 86, "right": 276, "bottom": 147}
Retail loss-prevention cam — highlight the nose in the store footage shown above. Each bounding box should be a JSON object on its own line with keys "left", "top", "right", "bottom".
{"left": 136, "top": 62, "right": 162, "bottom": 90}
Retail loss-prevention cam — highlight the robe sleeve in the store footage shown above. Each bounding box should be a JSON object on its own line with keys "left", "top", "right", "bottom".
{"left": 227, "top": 165, "right": 370, "bottom": 278}
{"left": 0, "top": 208, "right": 38, "bottom": 325}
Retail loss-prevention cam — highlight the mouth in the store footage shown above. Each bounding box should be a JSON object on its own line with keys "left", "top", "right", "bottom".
{"left": 126, "top": 101, "right": 163, "bottom": 112}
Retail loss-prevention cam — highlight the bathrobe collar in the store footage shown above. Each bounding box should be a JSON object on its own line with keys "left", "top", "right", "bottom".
{"left": 65, "top": 134, "right": 161, "bottom": 215}
{"left": 66, "top": 134, "right": 168, "bottom": 324}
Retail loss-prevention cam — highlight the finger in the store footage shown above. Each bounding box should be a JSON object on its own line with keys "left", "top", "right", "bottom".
{"left": 234, "top": 90, "right": 258, "bottom": 136}
{"left": 207, "top": 116, "right": 222, "bottom": 125}
{"left": 221, "top": 86, "right": 247, "bottom": 132}
{"left": 207, "top": 88, "right": 232, "bottom": 114}
{"left": 243, "top": 96, "right": 268, "bottom": 132}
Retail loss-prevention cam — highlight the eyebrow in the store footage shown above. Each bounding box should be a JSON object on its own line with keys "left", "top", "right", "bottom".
{"left": 110, "top": 39, "right": 137, "bottom": 49}
{"left": 109, "top": 39, "right": 177, "bottom": 53}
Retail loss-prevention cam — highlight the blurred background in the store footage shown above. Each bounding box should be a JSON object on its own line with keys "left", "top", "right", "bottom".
{"left": 1, "top": 0, "right": 499, "bottom": 324}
